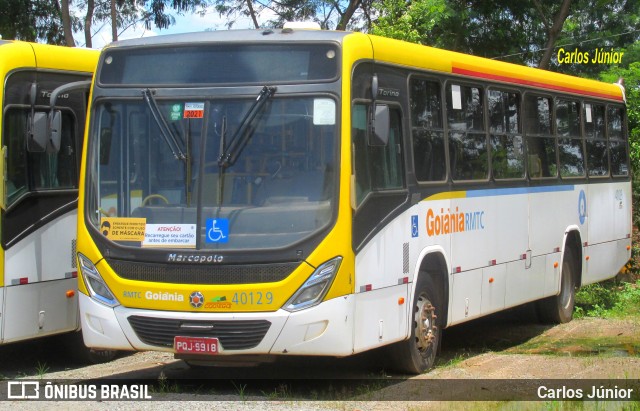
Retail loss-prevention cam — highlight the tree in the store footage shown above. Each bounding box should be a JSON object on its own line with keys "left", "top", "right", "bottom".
{"left": 61, "top": 0, "right": 75, "bottom": 45}
{"left": 84, "top": 0, "right": 95, "bottom": 47}
{"left": 370, "top": 0, "right": 640, "bottom": 71}
{"left": 0, "top": 0, "right": 66, "bottom": 44}
{"left": 211, "top": 0, "right": 372, "bottom": 30}
{"left": 372, "top": 0, "right": 451, "bottom": 45}
{"left": 535, "top": 0, "right": 572, "bottom": 69}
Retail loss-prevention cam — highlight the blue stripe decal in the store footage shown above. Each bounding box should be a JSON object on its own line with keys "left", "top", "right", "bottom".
{"left": 466, "top": 185, "right": 575, "bottom": 198}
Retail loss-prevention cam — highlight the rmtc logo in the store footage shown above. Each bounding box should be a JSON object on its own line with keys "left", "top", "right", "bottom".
{"left": 426, "top": 207, "right": 485, "bottom": 237}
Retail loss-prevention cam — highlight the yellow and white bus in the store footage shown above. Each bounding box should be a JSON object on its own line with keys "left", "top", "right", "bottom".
{"left": 77, "top": 29, "right": 631, "bottom": 373}
{"left": 0, "top": 40, "right": 113, "bottom": 360}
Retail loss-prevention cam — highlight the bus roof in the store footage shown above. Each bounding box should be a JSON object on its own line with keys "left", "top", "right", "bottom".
{"left": 104, "top": 28, "right": 350, "bottom": 48}
{"left": 102, "top": 29, "right": 624, "bottom": 103}
{"left": 364, "top": 34, "right": 625, "bottom": 103}
{"left": 0, "top": 40, "right": 98, "bottom": 75}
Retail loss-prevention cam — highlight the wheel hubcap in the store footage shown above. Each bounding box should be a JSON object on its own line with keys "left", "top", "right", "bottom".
{"left": 415, "top": 295, "right": 437, "bottom": 352}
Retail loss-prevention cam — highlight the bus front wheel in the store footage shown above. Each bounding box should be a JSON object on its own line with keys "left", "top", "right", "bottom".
{"left": 388, "top": 274, "right": 442, "bottom": 374}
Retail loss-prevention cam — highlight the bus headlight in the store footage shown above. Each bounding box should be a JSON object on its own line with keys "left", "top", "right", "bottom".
{"left": 78, "top": 253, "right": 120, "bottom": 308}
{"left": 284, "top": 256, "right": 342, "bottom": 312}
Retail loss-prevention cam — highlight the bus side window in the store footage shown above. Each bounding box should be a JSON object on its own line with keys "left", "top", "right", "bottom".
{"left": 584, "top": 103, "right": 608, "bottom": 177}
{"left": 446, "top": 83, "right": 487, "bottom": 181}
{"left": 3, "top": 109, "right": 77, "bottom": 207}
{"left": 524, "top": 95, "right": 557, "bottom": 178}
{"left": 608, "top": 105, "right": 629, "bottom": 177}
{"left": 33, "top": 111, "right": 78, "bottom": 190}
{"left": 556, "top": 99, "right": 585, "bottom": 178}
{"left": 488, "top": 89, "right": 524, "bottom": 180}
{"left": 410, "top": 78, "right": 446, "bottom": 182}
{"left": 4, "top": 110, "right": 29, "bottom": 204}
{"left": 352, "top": 103, "right": 404, "bottom": 207}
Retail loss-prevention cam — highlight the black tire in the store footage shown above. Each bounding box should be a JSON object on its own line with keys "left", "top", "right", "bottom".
{"left": 537, "top": 249, "right": 576, "bottom": 324}
{"left": 68, "top": 331, "right": 118, "bottom": 364}
{"left": 86, "top": 348, "right": 118, "bottom": 364}
{"left": 387, "top": 274, "right": 443, "bottom": 374}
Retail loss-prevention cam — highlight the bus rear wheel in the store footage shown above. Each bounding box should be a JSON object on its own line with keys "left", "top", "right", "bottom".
{"left": 537, "top": 250, "right": 576, "bottom": 324}
{"left": 388, "top": 275, "right": 442, "bottom": 374}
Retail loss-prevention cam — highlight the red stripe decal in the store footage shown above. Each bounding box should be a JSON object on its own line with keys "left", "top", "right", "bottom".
{"left": 452, "top": 66, "right": 623, "bottom": 101}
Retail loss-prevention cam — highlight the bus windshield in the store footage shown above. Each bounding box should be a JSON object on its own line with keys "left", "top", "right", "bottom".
{"left": 87, "top": 95, "right": 338, "bottom": 250}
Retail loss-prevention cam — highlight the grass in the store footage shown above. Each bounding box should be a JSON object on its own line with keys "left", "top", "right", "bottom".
{"left": 35, "top": 361, "right": 49, "bottom": 379}
{"left": 575, "top": 280, "right": 640, "bottom": 319}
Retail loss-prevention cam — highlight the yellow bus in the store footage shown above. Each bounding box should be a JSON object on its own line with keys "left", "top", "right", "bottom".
{"left": 0, "top": 40, "right": 113, "bottom": 361}
{"left": 77, "top": 28, "right": 630, "bottom": 373}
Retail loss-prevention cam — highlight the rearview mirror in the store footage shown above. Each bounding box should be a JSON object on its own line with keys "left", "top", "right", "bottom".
{"left": 27, "top": 112, "right": 48, "bottom": 152}
{"left": 48, "top": 110, "right": 62, "bottom": 153}
{"left": 368, "top": 104, "right": 390, "bottom": 146}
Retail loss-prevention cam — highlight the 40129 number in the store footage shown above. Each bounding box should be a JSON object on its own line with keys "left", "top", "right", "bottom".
{"left": 232, "top": 291, "right": 273, "bottom": 305}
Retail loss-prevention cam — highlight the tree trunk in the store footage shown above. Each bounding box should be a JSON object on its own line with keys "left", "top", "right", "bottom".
{"left": 336, "top": 0, "right": 361, "bottom": 31}
{"left": 111, "top": 0, "right": 118, "bottom": 42}
{"left": 538, "top": 0, "right": 572, "bottom": 69}
{"left": 84, "top": 0, "right": 95, "bottom": 48}
{"left": 246, "top": 0, "right": 260, "bottom": 29}
{"left": 60, "top": 0, "right": 75, "bottom": 46}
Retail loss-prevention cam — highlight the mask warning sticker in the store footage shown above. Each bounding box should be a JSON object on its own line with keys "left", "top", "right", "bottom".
{"left": 100, "top": 217, "right": 146, "bottom": 242}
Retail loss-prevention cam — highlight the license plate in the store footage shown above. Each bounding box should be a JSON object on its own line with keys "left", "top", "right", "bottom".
{"left": 174, "top": 336, "right": 219, "bottom": 355}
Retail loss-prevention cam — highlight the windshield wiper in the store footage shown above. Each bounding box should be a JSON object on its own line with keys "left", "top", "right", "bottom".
{"left": 143, "top": 88, "right": 187, "bottom": 161}
{"left": 218, "top": 85, "right": 276, "bottom": 169}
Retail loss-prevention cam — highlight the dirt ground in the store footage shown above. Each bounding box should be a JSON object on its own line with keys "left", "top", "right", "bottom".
{"left": 30, "top": 314, "right": 640, "bottom": 383}
{"left": 2, "top": 310, "right": 639, "bottom": 409}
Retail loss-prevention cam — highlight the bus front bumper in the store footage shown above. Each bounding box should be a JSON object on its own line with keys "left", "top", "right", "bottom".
{"left": 79, "top": 292, "right": 355, "bottom": 357}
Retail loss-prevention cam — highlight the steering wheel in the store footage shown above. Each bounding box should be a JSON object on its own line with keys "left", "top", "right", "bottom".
{"left": 141, "top": 194, "right": 169, "bottom": 207}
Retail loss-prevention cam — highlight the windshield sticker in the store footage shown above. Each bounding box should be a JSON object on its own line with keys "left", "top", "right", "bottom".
{"left": 170, "top": 103, "right": 183, "bottom": 121}
{"left": 100, "top": 217, "right": 146, "bottom": 242}
{"left": 184, "top": 102, "right": 205, "bottom": 119}
{"left": 205, "top": 218, "right": 229, "bottom": 243}
{"left": 143, "top": 224, "right": 196, "bottom": 248}
{"left": 451, "top": 85, "right": 462, "bottom": 110}
{"left": 313, "top": 98, "right": 335, "bottom": 125}
{"left": 204, "top": 296, "right": 232, "bottom": 309}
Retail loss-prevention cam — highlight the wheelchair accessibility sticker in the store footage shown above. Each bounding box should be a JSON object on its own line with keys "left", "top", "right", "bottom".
{"left": 206, "top": 218, "right": 229, "bottom": 243}
{"left": 411, "top": 215, "right": 419, "bottom": 238}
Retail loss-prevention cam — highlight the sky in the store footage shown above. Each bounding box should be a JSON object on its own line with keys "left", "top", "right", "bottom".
{"left": 81, "top": 7, "right": 274, "bottom": 49}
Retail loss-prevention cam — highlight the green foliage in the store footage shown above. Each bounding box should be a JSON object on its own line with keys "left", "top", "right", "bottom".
{"left": 371, "top": 0, "right": 450, "bottom": 45}
{"left": 599, "top": 56, "right": 640, "bottom": 228}
{"left": 371, "top": 0, "right": 640, "bottom": 69}
{"left": 0, "top": 0, "right": 66, "bottom": 44}
{"left": 575, "top": 280, "right": 640, "bottom": 318}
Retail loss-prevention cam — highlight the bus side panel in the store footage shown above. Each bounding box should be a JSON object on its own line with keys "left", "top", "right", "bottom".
{"left": 353, "top": 284, "right": 409, "bottom": 353}
{"left": 353, "top": 210, "right": 411, "bottom": 352}
{"left": 529, "top": 187, "right": 580, "bottom": 259}
{"left": 448, "top": 191, "right": 528, "bottom": 323}
{"left": 2, "top": 278, "right": 78, "bottom": 343}
{"left": 588, "top": 183, "right": 616, "bottom": 245}
{"left": 585, "top": 181, "right": 632, "bottom": 285}
{"left": 451, "top": 268, "right": 483, "bottom": 322}
{"left": 450, "top": 194, "right": 527, "bottom": 271}
{"left": 4, "top": 212, "right": 77, "bottom": 284}
{"left": 584, "top": 242, "right": 620, "bottom": 286}
{"left": 2, "top": 212, "right": 78, "bottom": 343}
{"left": 544, "top": 252, "right": 563, "bottom": 297}
{"left": 481, "top": 264, "right": 506, "bottom": 315}
{"left": 0, "top": 288, "right": 4, "bottom": 341}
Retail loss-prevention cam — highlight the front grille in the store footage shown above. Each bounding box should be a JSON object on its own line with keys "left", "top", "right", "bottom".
{"left": 128, "top": 316, "right": 271, "bottom": 350}
{"left": 105, "top": 258, "right": 299, "bottom": 285}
